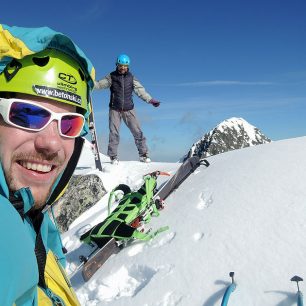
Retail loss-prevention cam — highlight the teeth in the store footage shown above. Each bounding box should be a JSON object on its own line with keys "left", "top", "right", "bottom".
{"left": 21, "top": 161, "right": 52, "bottom": 173}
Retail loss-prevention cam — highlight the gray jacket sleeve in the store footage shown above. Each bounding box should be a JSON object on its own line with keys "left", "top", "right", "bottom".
{"left": 94, "top": 74, "right": 112, "bottom": 90}
{"left": 133, "top": 77, "right": 153, "bottom": 103}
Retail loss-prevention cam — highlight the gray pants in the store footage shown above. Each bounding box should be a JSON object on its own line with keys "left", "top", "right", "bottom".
{"left": 107, "top": 108, "right": 148, "bottom": 157}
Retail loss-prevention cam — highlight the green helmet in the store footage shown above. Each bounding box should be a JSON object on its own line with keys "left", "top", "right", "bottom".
{"left": 0, "top": 49, "right": 90, "bottom": 115}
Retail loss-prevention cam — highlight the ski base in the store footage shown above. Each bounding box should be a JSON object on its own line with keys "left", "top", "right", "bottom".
{"left": 82, "top": 238, "right": 120, "bottom": 281}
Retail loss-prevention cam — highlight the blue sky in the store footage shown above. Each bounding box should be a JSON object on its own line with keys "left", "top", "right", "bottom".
{"left": 2, "top": 0, "right": 306, "bottom": 161}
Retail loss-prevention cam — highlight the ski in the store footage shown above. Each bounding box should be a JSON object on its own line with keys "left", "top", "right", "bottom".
{"left": 221, "top": 272, "right": 237, "bottom": 306}
{"left": 156, "top": 156, "right": 209, "bottom": 201}
{"left": 79, "top": 156, "right": 210, "bottom": 281}
{"left": 88, "top": 96, "right": 103, "bottom": 171}
{"left": 81, "top": 239, "right": 121, "bottom": 281}
{"left": 80, "top": 207, "right": 156, "bottom": 282}
{"left": 291, "top": 275, "right": 304, "bottom": 306}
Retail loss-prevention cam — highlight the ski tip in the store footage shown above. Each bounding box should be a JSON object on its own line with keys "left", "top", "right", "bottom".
{"left": 144, "top": 170, "right": 171, "bottom": 178}
{"left": 159, "top": 171, "right": 171, "bottom": 176}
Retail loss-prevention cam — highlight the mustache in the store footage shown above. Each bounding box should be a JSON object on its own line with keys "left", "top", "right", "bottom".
{"left": 12, "top": 152, "right": 64, "bottom": 166}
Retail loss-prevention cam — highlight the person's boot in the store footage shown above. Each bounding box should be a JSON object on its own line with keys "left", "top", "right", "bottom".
{"left": 139, "top": 153, "right": 151, "bottom": 163}
{"left": 110, "top": 156, "right": 119, "bottom": 165}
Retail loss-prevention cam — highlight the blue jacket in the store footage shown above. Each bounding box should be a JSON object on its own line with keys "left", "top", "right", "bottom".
{"left": 0, "top": 163, "right": 67, "bottom": 305}
{"left": 0, "top": 171, "right": 38, "bottom": 305}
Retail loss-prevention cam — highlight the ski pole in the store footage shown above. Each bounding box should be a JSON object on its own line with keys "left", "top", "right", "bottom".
{"left": 291, "top": 275, "right": 304, "bottom": 306}
{"left": 221, "top": 272, "right": 237, "bottom": 306}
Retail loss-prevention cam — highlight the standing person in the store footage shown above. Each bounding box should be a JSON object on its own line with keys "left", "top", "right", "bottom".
{"left": 0, "top": 24, "right": 95, "bottom": 305}
{"left": 94, "top": 54, "right": 160, "bottom": 164}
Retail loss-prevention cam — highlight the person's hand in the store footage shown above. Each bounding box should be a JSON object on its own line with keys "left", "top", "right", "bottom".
{"left": 149, "top": 99, "right": 160, "bottom": 107}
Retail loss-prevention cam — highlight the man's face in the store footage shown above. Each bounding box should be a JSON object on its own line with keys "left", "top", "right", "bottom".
{"left": 117, "top": 64, "right": 129, "bottom": 74}
{"left": 0, "top": 94, "right": 76, "bottom": 209}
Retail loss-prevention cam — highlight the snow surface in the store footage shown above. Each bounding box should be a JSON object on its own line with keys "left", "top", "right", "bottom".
{"left": 63, "top": 137, "right": 306, "bottom": 305}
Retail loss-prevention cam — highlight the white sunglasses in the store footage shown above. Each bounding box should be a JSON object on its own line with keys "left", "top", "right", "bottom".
{"left": 0, "top": 98, "right": 85, "bottom": 138}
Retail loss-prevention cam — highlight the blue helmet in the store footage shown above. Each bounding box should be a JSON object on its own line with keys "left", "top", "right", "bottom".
{"left": 116, "top": 54, "right": 130, "bottom": 65}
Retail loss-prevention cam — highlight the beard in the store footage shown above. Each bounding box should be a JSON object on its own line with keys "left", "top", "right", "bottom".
{"left": 7, "top": 174, "right": 53, "bottom": 209}
{"left": 7, "top": 151, "right": 65, "bottom": 210}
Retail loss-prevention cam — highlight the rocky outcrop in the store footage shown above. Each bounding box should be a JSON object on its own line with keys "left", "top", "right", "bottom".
{"left": 52, "top": 174, "right": 107, "bottom": 232}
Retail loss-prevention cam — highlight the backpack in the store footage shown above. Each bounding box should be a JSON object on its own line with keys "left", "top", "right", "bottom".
{"left": 80, "top": 172, "right": 168, "bottom": 248}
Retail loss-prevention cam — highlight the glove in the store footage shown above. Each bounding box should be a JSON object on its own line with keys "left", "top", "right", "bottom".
{"left": 149, "top": 99, "right": 160, "bottom": 107}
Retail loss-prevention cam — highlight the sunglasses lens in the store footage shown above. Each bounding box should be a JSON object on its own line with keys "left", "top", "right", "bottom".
{"left": 10, "top": 102, "right": 50, "bottom": 129}
{"left": 8, "top": 100, "right": 84, "bottom": 138}
{"left": 61, "top": 115, "right": 84, "bottom": 137}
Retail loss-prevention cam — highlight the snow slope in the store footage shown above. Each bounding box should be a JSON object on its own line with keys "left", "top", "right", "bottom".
{"left": 63, "top": 136, "right": 306, "bottom": 305}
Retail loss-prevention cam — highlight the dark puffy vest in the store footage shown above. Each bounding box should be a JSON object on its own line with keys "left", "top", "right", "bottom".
{"left": 109, "top": 70, "right": 134, "bottom": 111}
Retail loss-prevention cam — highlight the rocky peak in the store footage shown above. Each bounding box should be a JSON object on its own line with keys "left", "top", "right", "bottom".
{"left": 186, "top": 117, "right": 271, "bottom": 159}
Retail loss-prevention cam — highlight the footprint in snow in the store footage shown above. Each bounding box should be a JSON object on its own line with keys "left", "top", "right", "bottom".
{"left": 156, "top": 291, "right": 184, "bottom": 306}
{"left": 127, "top": 232, "right": 176, "bottom": 256}
{"left": 197, "top": 191, "right": 213, "bottom": 210}
{"left": 127, "top": 243, "right": 145, "bottom": 257}
{"left": 150, "top": 232, "right": 176, "bottom": 248}
{"left": 193, "top": 232, "right": 204, "bottom": 241}
{"left": 157, "top": 264, "right": 174, "bottom": 277}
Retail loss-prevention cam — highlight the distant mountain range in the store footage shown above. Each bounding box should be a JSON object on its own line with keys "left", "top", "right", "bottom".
{"left": 184, "top": 117, "right": 271, "bottom": 160}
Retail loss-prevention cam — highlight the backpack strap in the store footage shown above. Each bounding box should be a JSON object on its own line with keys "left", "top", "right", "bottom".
{"left": 9, "top": 190, "right": 47, "bottom": 288}
{"left": 28, "top": 209, "right": 47, "bottom": 288}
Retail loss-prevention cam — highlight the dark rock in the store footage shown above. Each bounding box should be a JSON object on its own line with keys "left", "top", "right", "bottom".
{"left": 52, "top": 174, "right": 107, "bottom": 232}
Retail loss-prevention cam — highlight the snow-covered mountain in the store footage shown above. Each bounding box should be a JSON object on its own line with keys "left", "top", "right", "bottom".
{"left": 62, "top": 135, "right": 306, "bottom": 305}
{"left": 185, "top": 117, "right": 271, "bottom": 159}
